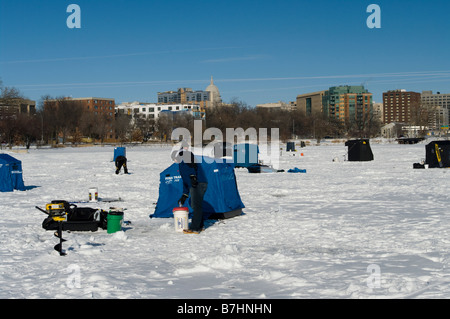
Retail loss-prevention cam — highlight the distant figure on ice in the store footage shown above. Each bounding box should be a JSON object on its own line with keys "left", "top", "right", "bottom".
{"left": 115, "top": 155, "right": 128, "bottom": 174}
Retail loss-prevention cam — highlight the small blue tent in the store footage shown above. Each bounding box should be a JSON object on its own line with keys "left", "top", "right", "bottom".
{"left": 0, "top": 154, "right": 26, "bottom": 192}
{"left": 114, "top": 147, "right": 126, "bottom": 161}
{"left": 151, "top": 156, "right": 244, "bottom": 220}
{"left": 233, "top": 143, "right": 259, "bottom": 168}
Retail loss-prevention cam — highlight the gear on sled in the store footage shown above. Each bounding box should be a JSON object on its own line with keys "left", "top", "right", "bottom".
{"left": 36, "top": 200, "right": 108, "bottom": 232}
{"left": 36, "top": 200, "right": 109, "bottom": 256}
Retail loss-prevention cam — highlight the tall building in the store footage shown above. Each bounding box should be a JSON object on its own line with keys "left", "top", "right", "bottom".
{"left": 296, "top": 91, "right": 327, "bottom": 116}
{"left": 323, "top": 86, "right": 373, "bottom": 123}
{"left": 296, "top": 86, "right": 373, "bottom": 122}
{"left": 421, "top": 91, "right": 450, "bottom": 129}
{"left": 157, "top": 76, "right": 222, "bottom": 112}
{"left": 382, "top": 90, "right": 421, "bottom": 124}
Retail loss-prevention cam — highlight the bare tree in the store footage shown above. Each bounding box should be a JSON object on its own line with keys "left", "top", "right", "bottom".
{"left": 42, "top": 98, "right": 59, "bottom": 145}
{"left": 0, "top": 116, "right": 20, "bottom": 149}
{"left": 0, "top": 86, "right": 26, "bottom": 148}
{"left": 41, "top": 96, "right": 83, "bottom": 145}
{"left": 93, "top": 113, "right": 113, "bottom": 143}
{"left": 409, "top": 100, "right": 437, "bottom": 137}
{"left": 16, "top": 113, "right": 41, "bottom": 149}
{"left": 346, "top": 111, "right": 381, "bottom": 138}
{"left": 155, "top": 113, "right": 174, "bottom": 142}
{"left": 114, "top": 113, "right": 132, "bottom": 145}
{"left": 58, "top": 98, "right": 83, "bottom": 144}
{"left": 79, "top": 111, "right": 97, "bottom": 140}
{"left": 134, "top": 114, "right": 156, "bottom": 141}
{"left": 131, "top": 128, "right": 143, "bottom": 142}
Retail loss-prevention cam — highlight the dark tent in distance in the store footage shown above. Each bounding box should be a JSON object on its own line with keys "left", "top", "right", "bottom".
{"left": 345, "top": 139, "right": 374, "bottom": 162}
{"left": 151, "top": 156, "right": 245, "bottom": 220}
{"left": 286, "top": 142, "right": 296, "bottom": 152}
{"left": 0, "top": 154, "right": 26, "bottom": 192}
{"left": 425, "top": 140, "right": 450, "bottom": 168}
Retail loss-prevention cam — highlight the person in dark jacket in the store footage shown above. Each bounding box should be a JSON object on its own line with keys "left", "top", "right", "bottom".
{"left": 172, "top": 147, "right": 208, "bottom": 234}
{"left": 115, "top": 155, "right": 128, "bottom": 174}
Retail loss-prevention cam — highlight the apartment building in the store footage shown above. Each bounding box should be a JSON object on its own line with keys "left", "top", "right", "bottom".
{"left": 324, "top": 86, "right": 373, "bottom": 123}
{"left": 296, "top": 86, "right": 373, "bottom": 122}
{"left": 421, "top": 90, "right": 450, "bottom": 129}
{"left": 382, "top": 90, "right": 421, "bottom": 124}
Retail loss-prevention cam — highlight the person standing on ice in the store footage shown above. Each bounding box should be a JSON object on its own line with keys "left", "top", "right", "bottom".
{"left": 171, "top": 142, "right": 208, "bottom": 234}
{"left": 115, "top": 155, "right": 128, "bottom": 174}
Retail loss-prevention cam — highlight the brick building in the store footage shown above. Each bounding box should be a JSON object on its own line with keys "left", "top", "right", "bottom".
{"left": 382, "top": 90, "right": 421, "bottom": 124}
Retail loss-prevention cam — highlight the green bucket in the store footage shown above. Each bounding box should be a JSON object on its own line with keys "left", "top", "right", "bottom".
{"left": 107, "top": 211, "right": 124, "bottom": 234}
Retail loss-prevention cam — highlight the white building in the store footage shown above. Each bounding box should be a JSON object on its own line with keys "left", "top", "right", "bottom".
{"left": 116, "top": 101, "right": 204, "bottom": 121}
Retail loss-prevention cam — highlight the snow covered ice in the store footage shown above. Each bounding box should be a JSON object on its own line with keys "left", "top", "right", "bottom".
{"left": 1, "top": 140, "right": 449, "bottom": 299}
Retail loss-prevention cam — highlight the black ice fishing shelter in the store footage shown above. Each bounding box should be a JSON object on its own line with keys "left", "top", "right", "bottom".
{"left": 345, "top": 139, "right": 374, "bottom": 161}
{"left": 425, "top": 140, "right": 450, "bottom": 168}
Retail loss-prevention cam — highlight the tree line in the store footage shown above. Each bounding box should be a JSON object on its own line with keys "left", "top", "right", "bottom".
{"left": 10, "top": 85, "right": 441, "bottom": 149}
{"left": 142, "top": 98, "right": 384, "bottom": 144}
{"left": 204, "top": 99, "right": 382, "bottom": 142}
{"left": 0, "top": 88, "right": 384, "bottom": 149}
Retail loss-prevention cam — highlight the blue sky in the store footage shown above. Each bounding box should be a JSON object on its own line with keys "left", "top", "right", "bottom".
{"left": 1, "top": 0, "right": 450, "bottom": 107}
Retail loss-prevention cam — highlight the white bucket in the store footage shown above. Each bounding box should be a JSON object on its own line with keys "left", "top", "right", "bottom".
{"left": 89, "top": 187, "right": 98, "bottom": 202}
{"left": 173, "top": 207, "right": 189, "bottom": 232}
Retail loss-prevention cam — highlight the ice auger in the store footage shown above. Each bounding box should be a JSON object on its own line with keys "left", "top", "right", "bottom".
{"left": 36, "top": 202, "right": 69, "bottom": 256}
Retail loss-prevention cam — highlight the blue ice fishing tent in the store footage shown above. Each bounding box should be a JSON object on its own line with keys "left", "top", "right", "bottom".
{"left": 0, "top": 154, "right": 26, "bottom": 192}
{"left": 233, "top": 143, "right": 259, "bottom": 168}
{"left": 114, "top": 147, "right": 126, "bottom": 161}
{"left": 151, "top": 156, "right": 245, "bottom": 220}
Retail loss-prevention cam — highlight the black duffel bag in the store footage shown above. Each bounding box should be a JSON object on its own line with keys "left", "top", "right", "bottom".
{"left": 42, "top": 201, "right": 107, "bottom": 232}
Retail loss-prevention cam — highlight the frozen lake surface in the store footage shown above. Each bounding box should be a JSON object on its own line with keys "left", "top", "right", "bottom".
{"left": 1, "top": 140, "right": 449, "bottom": 299}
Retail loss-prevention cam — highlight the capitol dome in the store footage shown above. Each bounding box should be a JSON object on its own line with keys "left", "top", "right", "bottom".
{"left": 205, "top": 76, "right": 222, "bottom": 106}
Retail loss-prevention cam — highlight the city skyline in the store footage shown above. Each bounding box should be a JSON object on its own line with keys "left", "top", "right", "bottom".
{"left": 1, "top": 0, "right": 450, "bottom": 106}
